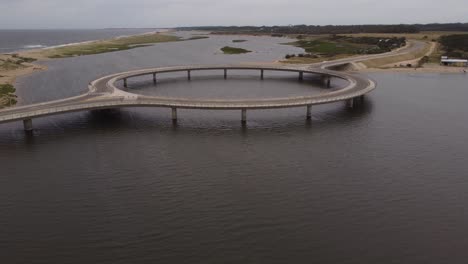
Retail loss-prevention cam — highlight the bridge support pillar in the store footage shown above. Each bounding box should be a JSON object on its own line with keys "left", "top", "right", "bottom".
{"left": 299, "top": 72, "right": 304, "bottom": 81}
{"left": 172, "top": 108, "right": 178, "bottom": 121}
{"left": 224, "top": 69, "right": 227, "bottom": 80}
{"left": 261, "top": 69, "right": 264, "bottom": 80}
{"left": 23, "top": 119, "right": 33, "bottom": 131}
{"left": 360, "top": 95, "right": 365, "bottom": 102}
{"left": 153, "top": 73, "right": 157, "bottom": 85}
{"left": 306, "top": 105, "right": 312, "bottom": 120}
{"left": 123, "top": 78, "right": 127, "bottom": 88}
{"left": 327, "top": 77, "right": 331, "bottom": 88}
{"left": 347, "top": 98, "right": 355, "bottom": 109}
{"left": 241, "top": 109, "right": 247, "bottom": 124}
{"left": 188, "top": 70, "right": 191, "bottom": 81}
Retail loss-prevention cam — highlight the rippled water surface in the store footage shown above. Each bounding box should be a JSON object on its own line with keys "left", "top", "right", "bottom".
{"left": 1, "top": 33, "right": 468, "bottom": 264}
{"left": 0, "top": 29, "right": 159, "bottom": 53}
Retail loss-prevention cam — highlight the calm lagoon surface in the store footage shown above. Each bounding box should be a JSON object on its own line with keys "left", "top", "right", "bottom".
{"left": 1, "top": 32, "right": 468, "bottom": 264}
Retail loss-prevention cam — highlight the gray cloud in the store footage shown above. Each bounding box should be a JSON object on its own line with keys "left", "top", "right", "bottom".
{"left": 0, "top": 0, "right": 466, "bottom": 29}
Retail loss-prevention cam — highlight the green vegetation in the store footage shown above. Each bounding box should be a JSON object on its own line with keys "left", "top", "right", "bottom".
{"left": 0, "top": 84, "right": 17, "bottom": 108}
{"left": 283, "top": 35, "right": 406, "bottom": 64}
{"left": 0, "top": 84, "right": 15, "bottom": 94}
{"left": 288, "top": 36, "right": 405, "bottom": 56}
{"left": 11, "top": 54, "right": 37, "bottom": 63}
{"left": 0, "top": 59, "right": 24, "bottom": 71}
{"left": 0, "top": 55, "right": 37, "bottom": 71}
{"left": 43, "top": 33, "right": 182, "bottom": 58}
{"left": 187, "top": 36, "right": 210, "bottom": 40}
{"left": 221, "top": 46, "right": 251, "bottom": 54}
{"left": 232, "top": 40, "right": 247, "bottom": 43}
{"left": 418, "top": 56, "right": 430, "bottom": 67}
{"left": 439, "top": 34, "right": 468, "bottom": 58}
{"left": 282, "top": 35, "right": 406, "bottom": 63}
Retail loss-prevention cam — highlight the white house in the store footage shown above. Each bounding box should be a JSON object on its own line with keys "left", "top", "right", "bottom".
{"left": 441, "top": 56, "right": 468, "bottom": 67}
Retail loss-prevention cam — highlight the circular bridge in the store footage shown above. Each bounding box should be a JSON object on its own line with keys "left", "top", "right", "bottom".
{"left": 94, "top": 64, "right": 376, "bottom": 122}
{"left": 0, "top": 64, "right": 376, "bottom": 130}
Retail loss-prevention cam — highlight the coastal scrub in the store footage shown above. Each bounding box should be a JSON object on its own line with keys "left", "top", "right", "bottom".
{"left": 0, "top": 84, "right": 17, "bottom": 108}
{"left": 41, "top": 33, "right": 182, "bottom": 58}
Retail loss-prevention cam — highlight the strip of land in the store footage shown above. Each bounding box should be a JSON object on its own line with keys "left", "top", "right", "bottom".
{"left": 0, "top": 32, "right": 207, "bottom": 108}
{"left": 221, "top": 46, "right": 251, "bottom": 54}
{"left": 2, "top": 29, "right": 468, "bottom": 109}
{"left": 278, "top": 32, "right": 468, "bottom": 73}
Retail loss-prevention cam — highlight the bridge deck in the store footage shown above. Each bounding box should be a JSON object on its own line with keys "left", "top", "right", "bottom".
{"left": 0, "top": 64, "right": 376, "bottom": 125}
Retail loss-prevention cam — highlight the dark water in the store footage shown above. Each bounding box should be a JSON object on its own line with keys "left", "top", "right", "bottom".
{"left": 0, "top": 29, "right": 160, "bottom": 53}
{"left": 1, "top": 33, "right": 468, "bottom": 264}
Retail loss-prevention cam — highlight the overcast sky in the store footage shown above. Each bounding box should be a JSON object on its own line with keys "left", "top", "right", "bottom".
{"left": 1, "top": 0, "right": 466, "bottom": 29}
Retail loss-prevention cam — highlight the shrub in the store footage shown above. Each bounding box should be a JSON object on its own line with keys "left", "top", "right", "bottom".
{"left": 418, "top": 56, "right": 430, "bottom": 67}
{"left": 0, "top": 84, "right": 16, "bottom": 94}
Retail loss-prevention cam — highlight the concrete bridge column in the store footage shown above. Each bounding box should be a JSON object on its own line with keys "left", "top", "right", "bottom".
{"left": 299, "top": 71, "right": 304, "bottom": 81}
{"left": 172, "top": 108, "right": 178, "bottom": 121}
{"left": 241, "top": 109, "right": 247, "bottom": 124}
{"left": 187, "top": 70, "right": 191, "bottom": 81}
{"left": 327, "top": 76, "right": 331, "bottom": 88}
{"left": 153, "top": 73, "right": 157, "bottom": 85}
{"left": 123, "top": 78, "right": 128, "bottom": 88}
{"left": 347, "top": 98, "right": 355, "bottom": 109}
{"left": 261, "top": 69, "right": 264, "bottom": 80}
{"left": 224, "top": 69, "right": 227, "bottom": 80}
{"left": 23, "top": 119, "right": 33, "bottom": 131}
{"left": 306, "top": 105, "right": 312, "bottom": 120}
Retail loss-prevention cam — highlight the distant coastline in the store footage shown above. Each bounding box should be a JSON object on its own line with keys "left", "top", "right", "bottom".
{"left": 0, "top": 29, "right": 182, "bottom": 108}
{"left": 1, "top": 29, "right": 467, "bottom": 109}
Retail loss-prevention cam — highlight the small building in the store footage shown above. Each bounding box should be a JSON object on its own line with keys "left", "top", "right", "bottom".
{"left": 441, "top": 56, "right": 468, "bottom": 67}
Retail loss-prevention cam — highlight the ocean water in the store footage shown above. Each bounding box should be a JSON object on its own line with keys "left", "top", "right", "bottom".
{"left": 0, "top": 29, "right": 161, "bottom": 53}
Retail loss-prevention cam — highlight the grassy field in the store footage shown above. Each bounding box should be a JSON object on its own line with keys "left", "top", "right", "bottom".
{"left": 0, "top": 54, "right": 36, "bottom": 71}
{"left": 36, "top": 33, "right": 182, "bottom": 58}
{"left": 221, "top": 46, "right": 251, "bottom": 54}
{"left": 288, "top": 38, "right": 374, "bottom": 55}
{"left": 282, "top": 35, "right": 401, "bottom": 64}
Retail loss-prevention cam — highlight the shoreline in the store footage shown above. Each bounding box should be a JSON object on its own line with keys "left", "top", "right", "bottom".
{"left": 1, "top": 30, "right": 466, "bottom": 109}
{"left": 0, "top": 29, "right": 177, "bottom": 108}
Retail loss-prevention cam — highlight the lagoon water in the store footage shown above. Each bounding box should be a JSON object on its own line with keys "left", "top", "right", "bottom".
{"left": 1, "top": 32, "right": 468, "bottom": 263}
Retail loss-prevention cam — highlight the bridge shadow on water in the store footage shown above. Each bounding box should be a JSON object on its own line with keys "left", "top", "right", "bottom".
{"left": 0, "top": 97, "right": 374, "bottom": 147}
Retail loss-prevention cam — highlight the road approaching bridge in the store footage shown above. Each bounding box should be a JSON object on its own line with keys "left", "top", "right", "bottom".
{"left": 0, "top": 64, "right": 376, "bottom": 131}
